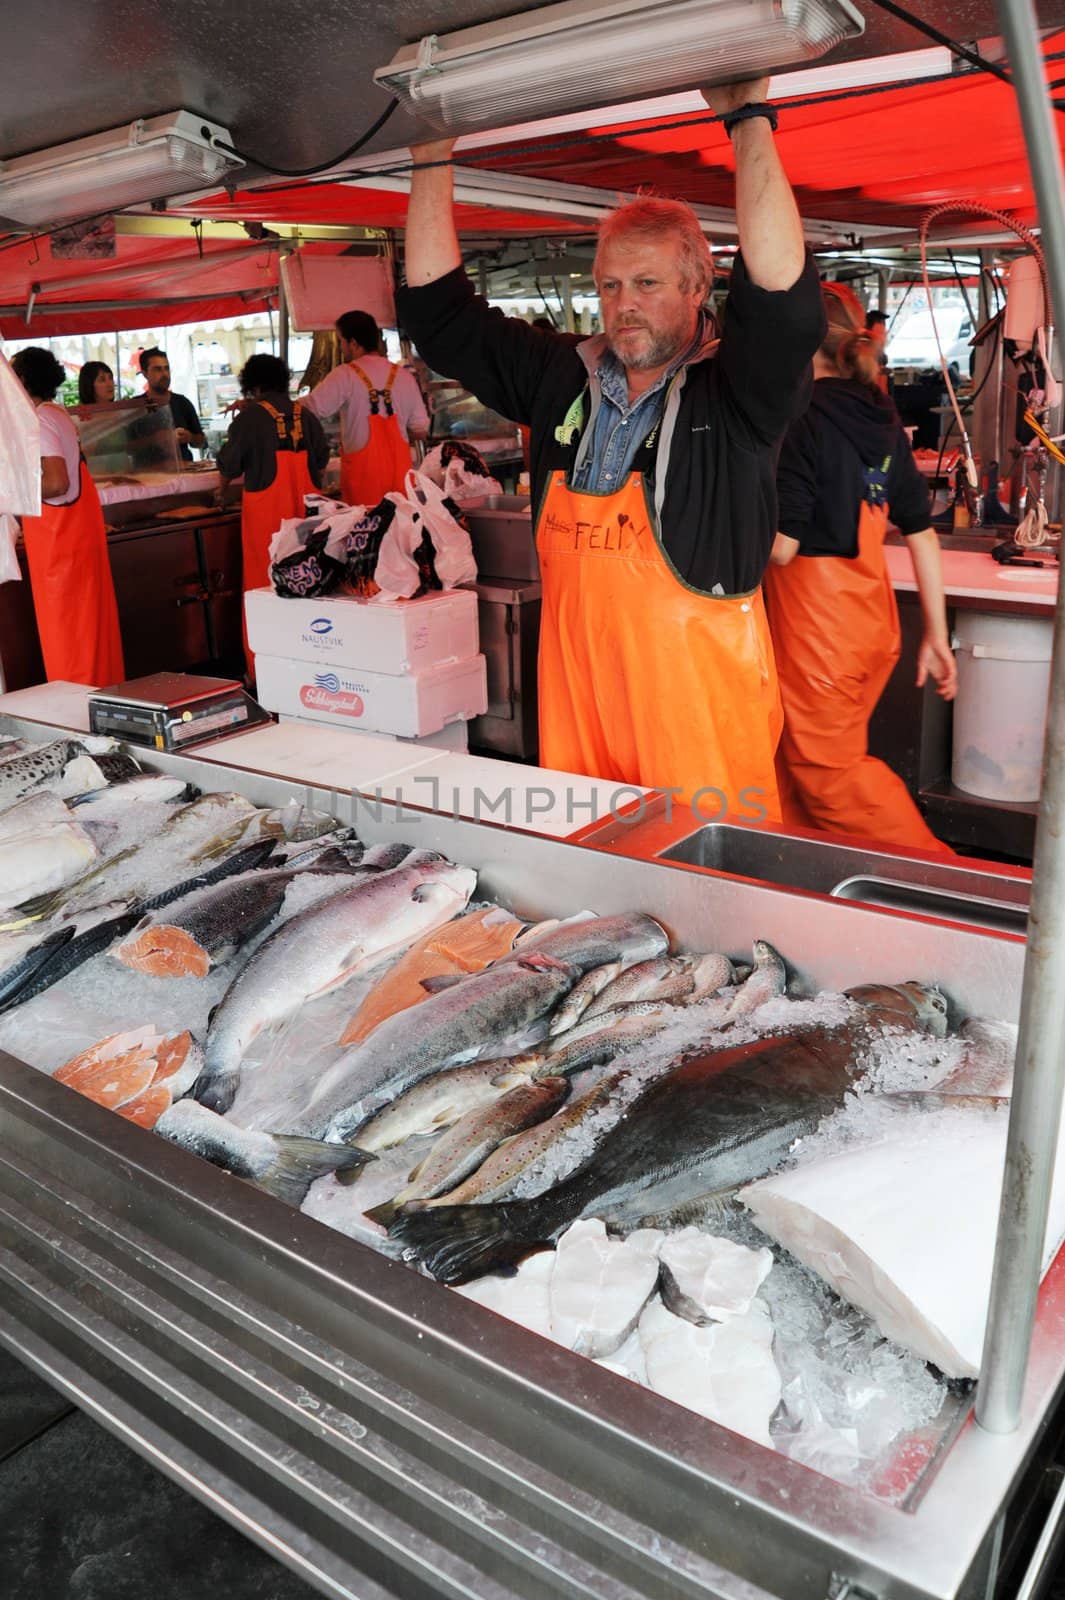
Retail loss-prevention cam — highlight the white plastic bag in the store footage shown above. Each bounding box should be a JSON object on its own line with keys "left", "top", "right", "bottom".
{"left": 0, "top": 347, "right": 41, "bottom": 517}
{"left": 0, "top": 513, "right": 21, "bottom": 584}
{"left": 442, "top": 455, "right": 503, "bottom": 505}
{"left": 376, "top": 469, "right": 476, "bottom": 599}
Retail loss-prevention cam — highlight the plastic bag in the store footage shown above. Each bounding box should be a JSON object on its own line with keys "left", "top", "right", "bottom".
{"left": 419, "top": 439, "right": 503, "bottom": 505}
{"left": 0, "top": 347, "right": 41, "bottom": 517}
{"left": 0, "top": 513, "right": 21, "bottom": 584}
{"left": 376, "top": 470, "right": 477, "bottom": 601}
{"left": 442, "top": 455, "right": 503, "bottom": 504}
{"left": 268, "top": 498, "right": 399, "bottom": 599}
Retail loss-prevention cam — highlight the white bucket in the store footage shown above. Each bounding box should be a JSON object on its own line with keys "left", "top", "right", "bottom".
{"left": 951, "top": 612, "right": 1053, "bottom": 801}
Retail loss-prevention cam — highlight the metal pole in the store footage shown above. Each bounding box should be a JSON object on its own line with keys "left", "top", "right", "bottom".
{"left": 978, "top": 0, "right": 1065, "bottom": 1433}
{"left": 113, "top": 331, "right": 121, "bottom": 397}
{"left": 277, "top": 270, "right": 290, "bottom": 368}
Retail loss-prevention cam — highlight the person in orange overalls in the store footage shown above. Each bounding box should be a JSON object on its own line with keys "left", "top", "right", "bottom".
{"left": 216, "top": 353, "right": 329, "bottom": 680}
{"left": 399, "top": 80, "right": 825, "bottom": 819}
{"left": 12, "top": 347, "right": 125, "bottom": 688}
{"left": 764, "top": 283, "right": 957, "bottom": 853}
{"left": 304, "top": 311, "right": 429, "bottom": 508}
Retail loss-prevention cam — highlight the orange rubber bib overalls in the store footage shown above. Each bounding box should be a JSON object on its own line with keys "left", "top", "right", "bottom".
{"left": 340, "top": 362, "right": 412, "bottom": 508}
{"left": 22, "top": 459, "right": 125, "bottom": 688}
{"left": 241, "top": 400, "right": 315, "bottom": 677}
{"left": 763, "top": 498, "right": 947, "bottom": 853}
{"left": 536, "top": 463, "right": 782, "bottom": 819}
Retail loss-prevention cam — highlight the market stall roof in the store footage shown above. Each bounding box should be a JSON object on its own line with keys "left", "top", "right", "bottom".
{"left": 167, "top": 29, "right": 1065, "bottom": 250}
{"left": 0, "top": 232, "right": 357, "bottom": 339}
{"left": 5, "top": 2, "right": 1055, "bottom": 183}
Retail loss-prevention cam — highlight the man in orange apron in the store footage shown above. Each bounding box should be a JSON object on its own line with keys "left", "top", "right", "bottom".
{"left": 398, "top": 81, "right": 825, "bottom": 818}
{"left": 765, "top": 283, "right": 956, "bottom": 852}
{"left": 216, "top": 353, "right": 329, "bottom": 679}
{"left": 12, "top": 347, "right": 124, "bottom": 688}
{"left": 304, "top": 310, "right": 429, "bottom": 508}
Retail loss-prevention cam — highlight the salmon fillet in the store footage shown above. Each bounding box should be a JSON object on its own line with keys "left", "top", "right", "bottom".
{"left": 338, "top": 908, "right": 524, "bottom": 1046}
{"left": 116, "top": 925, "right": 212, "bottom": 980}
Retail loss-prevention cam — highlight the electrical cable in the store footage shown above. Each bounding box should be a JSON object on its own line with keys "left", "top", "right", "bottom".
{"left": 209, "top": 98, "right": 400, "bottom": 178}
{"left": 862, "top": 0, "right": 1016, "bottom": 89}
{"left": 237, "top": 62, "right": 1001, "bottom": 204}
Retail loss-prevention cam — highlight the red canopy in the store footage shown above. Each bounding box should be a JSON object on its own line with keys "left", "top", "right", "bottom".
{"left": 0, "top": 234, "right": 347, "bottom": 339}
{"left": 3, "top": 37, "right": 1061, "bottom": 338}
{"left": 172, "top": 39, "right": 1064, "bottom": 244}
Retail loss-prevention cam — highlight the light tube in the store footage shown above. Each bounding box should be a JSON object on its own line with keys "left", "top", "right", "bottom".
{"left": 375, "top": 0, "right": 865, "bottom": 134}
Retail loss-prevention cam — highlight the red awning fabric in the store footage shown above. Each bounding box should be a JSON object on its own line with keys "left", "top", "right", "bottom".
{"left": 3, "top": 36, "right": 1063, "bottom": 337}
{"left": 0, "top": 234, "right": 346, "bottom": 339}
{"left": 173, "top": 37, "right": 1065, "bottom": 243}
{"left": 477, "top": 67, "right": 1044, "bottom": 236}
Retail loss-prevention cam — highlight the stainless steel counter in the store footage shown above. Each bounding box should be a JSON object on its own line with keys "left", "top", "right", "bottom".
{"left": 0, "top": 710, "right": 1056, "bottom": 1600}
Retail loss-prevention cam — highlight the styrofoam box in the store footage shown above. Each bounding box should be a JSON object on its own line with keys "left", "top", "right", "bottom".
{"left": 279, "top": 713, "right": 468, "bottom": 753}
{"left": 245, "top": 588, "right": 479, "bottom": 676}
{"left": 257, "top": 652, "right": 487, "bottom": 738}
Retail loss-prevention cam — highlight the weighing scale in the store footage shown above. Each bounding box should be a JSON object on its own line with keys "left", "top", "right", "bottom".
{"left": 87, "top": 672, "right": 272, "bottom": 751}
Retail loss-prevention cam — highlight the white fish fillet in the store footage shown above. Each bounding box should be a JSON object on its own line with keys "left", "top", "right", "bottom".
{"left": 740, "top": 1106, "right": 1065, "bottom": 1379}
{"left": 0, "top": 790, "right": 71, "bottom": 839}
{"left": 639, "top": 1297, "right": 780, "bottom": 1447}
{"left": 658, "top": 1228, "right": 773, "bottom": 1324}
{"left": 0, "top": 821, "right": 98, "bottom": 909}
{"left": 456, "top": 1251, "right": 555, "bottom": 1339}
{"left": 548, "top": 1218, "right": 663, "bottom": 1358}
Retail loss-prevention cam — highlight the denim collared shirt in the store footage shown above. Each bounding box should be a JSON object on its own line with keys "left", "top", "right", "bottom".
{"left": 570, "top": 324, "right": 704, "bottom": 495}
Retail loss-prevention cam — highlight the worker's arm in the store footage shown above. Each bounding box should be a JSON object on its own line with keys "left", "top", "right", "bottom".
{"left": 701, "top": 78, "right": 804, "bottom": 293}
{"left": 404, "top": 139, "right": 462, "bottom": 286}
{"left": 399, "top": 142, "right": 579, "bottom": 427}
{"left": 769, "top": 532, "right": 799, "bottom": 566}
{"left": 40, "top": 455, "right": 69, "bottom": 500}
{"left": 706, "top": 79, "right": 823, "bottom": 444}
{"left": 906, "top": 527, "right": 957, "bottom": 700}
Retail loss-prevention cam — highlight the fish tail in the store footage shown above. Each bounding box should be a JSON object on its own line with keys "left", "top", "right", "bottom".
{"left": 254, "top": 1137, "right": 372, "bottom": 1207}
{"left": 363, "top": 1195, "right": 402, "bottom": 1226}
{"left": 190, "top": 1068, "right": 240, "bottom": 1115}
{"left": 387, "top": 1198, "right": 548, "bottom": 1284}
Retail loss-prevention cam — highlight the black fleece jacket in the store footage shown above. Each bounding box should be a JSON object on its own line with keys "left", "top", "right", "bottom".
{"left": 777, "top": 377, "right": 932, "bottom": 557}
{"left": 397, "top": 253, "right": 825, "bottom": 595}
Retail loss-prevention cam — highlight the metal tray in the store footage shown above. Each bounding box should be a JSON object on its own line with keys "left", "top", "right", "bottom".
{"left": 0, "top": 711, "right": 1052, "bottom": 1600}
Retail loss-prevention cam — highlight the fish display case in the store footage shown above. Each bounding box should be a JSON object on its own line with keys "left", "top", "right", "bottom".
{"left": 1, "top": 707, "right": 1061, "bottom": 1600}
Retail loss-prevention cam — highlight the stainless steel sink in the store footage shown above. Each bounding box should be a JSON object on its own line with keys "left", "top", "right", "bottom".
{"left": 657, "top": 823, "right": 1030, "bottom": 933}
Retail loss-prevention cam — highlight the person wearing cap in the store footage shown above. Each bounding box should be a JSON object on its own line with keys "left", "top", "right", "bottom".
{"left": 399, "top": 80, "right": 824, "bottom": 818}
{"left": 304, "top": 310, "right": 429, "bottom": 507}
{"left": 764, "top": 281, "right": 956, "bottom": 853}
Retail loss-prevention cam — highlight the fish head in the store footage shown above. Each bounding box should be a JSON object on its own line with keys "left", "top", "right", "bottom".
{"left": 897, "top": 981, "right": 951, "bottom": 1037}
{"left": 751, "top": 939, "right": 786, "bottom": 970}
{"left": 410, "top": 863, "right": 477, "bottom": 912}
{"left": 845, "top": 980, "right": 951, "bottom": 1036}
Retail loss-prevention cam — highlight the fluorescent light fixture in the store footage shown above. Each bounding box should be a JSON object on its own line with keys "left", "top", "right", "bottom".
{"left": 344, "top": 166, "right": 904, "bottom": 247}
{"left": 0, "top": 111, "right": 243, "bottom": 228}
{"left": 374, "top": 0, "right": 865, "bottom": 134}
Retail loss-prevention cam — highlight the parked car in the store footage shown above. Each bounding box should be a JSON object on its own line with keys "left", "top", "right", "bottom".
{"left": 886, "top": 308, "right": 974, "bottom": 372}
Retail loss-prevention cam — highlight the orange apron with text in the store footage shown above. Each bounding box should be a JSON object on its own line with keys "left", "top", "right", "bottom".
{"left": 763, "top": 500, "right": 948, "bottom": 853}
{"left": 21, "top": 460, "right": 125, "bottom": 687}
{"left": 340, "top": 362, "right": 412, "bottom": 508}
{"left": 241, "top": 401, "right": 316, "bottom": 678}
{"left": 536, "top": 470, "right": 782, "bottom": 819}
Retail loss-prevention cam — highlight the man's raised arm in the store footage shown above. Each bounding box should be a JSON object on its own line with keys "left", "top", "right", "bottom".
{"left": 701, "top": 77, "right": 805, "bottom": 292}
{"left": 405, "top": 139, "right": 461, "bottom": 286}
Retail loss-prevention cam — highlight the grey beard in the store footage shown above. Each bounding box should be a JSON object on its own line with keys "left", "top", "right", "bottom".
{"left": 609, "top": 327, "right": 689, "bottom": 372}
